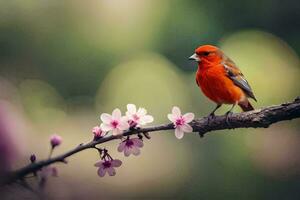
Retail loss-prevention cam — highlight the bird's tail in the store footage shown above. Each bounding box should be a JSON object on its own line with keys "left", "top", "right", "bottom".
{"left": 238, "top": 100, "right": 254, "bottom": 112}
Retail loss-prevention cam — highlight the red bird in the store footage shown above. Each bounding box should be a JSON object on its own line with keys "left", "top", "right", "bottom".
{"left": 189, "top": 45, "right": 256, "bottom": 122}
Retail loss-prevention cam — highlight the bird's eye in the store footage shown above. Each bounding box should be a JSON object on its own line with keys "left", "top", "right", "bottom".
{"left": 203, "top": 52, "right": 210, "bottom": 56}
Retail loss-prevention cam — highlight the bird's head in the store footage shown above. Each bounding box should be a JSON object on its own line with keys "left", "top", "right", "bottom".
{"left": 189, "top": 45, "right": 222, "bottom": 64}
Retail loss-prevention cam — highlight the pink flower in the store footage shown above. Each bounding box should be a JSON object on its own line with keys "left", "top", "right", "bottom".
{"left": 168, "top": 106, "right": 194, "bottom": 139}
{"left": 100, "top": 108, "right": 129, "bottom": 136}
{"left": 126, "top": 104, "right": 154, "bottom": 127}
{"left": 94, "top": 159, "right": 122, "bottom": 177}
{"left": 50, "top": 134, "right": 62, "bottom": 148}
{"left": 39, "top": 166, "right": 58, "bottom": 188}
{"left": 118, "top": 138, "right": 144, "bottom": 156}
{"left": 40, "top": 166, "right": 58, "bottom": 179}
{"left": 92, "top": 126, "right": 106, "bottom": 139}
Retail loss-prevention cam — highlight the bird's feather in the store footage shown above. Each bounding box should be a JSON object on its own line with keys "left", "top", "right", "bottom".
{"left": 222, "top": 57, "right": 257, "bottom": 101}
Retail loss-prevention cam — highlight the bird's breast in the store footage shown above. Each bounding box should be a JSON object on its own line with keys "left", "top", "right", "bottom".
{"left": 196, "top": 66, "right": 244, "bottom": 104}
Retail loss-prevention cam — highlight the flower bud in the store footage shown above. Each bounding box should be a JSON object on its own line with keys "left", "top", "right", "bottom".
{"left": 92, "top": 126, "right": 106, "bottom": 140}
{"left": 50, "top": 134, "right": 62, "bottom": 148}
{"left": 30, "top": 154, "right": 36, "bottom": 163}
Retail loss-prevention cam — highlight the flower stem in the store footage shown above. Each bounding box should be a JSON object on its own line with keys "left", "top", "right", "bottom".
{"left": 48, "top": 147, "right": 54, "bottom": 159}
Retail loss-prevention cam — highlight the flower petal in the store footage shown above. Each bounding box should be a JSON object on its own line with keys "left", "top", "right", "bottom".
{"left": 132, "top": 138, "right": 144, "bottom": 147}
{"left": 183, "top": 113, "right": 195, "bottom": 123}
{"left": 94, "top": 161, "right": 103, "bottom": 167}
{"left": 118, "top": 119, "right": 130, "bottom": 130}
{"left": 100, "top": 113, "right": 112, "bottom": 123}
{"left": 112, "top": 108, "right": 121, "bottom": 119}
{"left": 107, "top": 167, "right": 116, "bottom": 176}
{"left": 137, "top": 107, "right": 146, "bottom": 116}
{"left": 175, "top": 128, "right": 184, "bottom": 139}
{"left": 126, "top": 104, "right": 136, "bottom": 115}
{"left": 117, "top": 142, "right": 126, "bottom": 152}
{"left": 172, "top": 106, "right": 181, "bottom": 118}
{"left": 141, "top": 115, "right": 153, "bottom": 124}
{"left": 112, "top": 129, "right": 122, "bottom": 136}
{"left": 100, "top": 123, "right": 112, "bottom": 132}
{"left": 111, "top": 159, "right": 122, "bottom": 167}
{"left": 97, "top": 167, "right": 106, "bottom": 177}
{"left": 167, "top": 114, "right": 175, "bottom": 122}
{"left": 51, "top": 167, "right": 58, "bottom": 177}
{"left": 131, "top": 147, "right": 141, "bottom": 156}
{"left": 124, "top": 147, "right": 131, "bottom": 157}
{"left": 40, "top": 167, "right": 52, "bottom": 178}
{"left": 182, "top": 124, "right": 193, "bottom": 133}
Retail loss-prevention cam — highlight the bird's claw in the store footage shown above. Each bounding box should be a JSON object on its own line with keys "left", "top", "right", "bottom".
{"left": 225, "top": 111, "right": 233, "bottom": 127}
{"left": 207, "top": 113, "right": 215, "bottom": 125}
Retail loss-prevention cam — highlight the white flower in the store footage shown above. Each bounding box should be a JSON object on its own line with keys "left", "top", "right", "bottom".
{"left": 100, "top": 108, "right": 130, "bottom": 136}
{"left": 167, "top": 106, "right": 194, "bottom": 139}
{"left": 126, "top": 104, "right": 154, "bottom": 127}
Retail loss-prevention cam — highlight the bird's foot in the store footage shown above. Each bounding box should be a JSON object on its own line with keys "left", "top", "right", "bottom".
{"left": 225, "top": 111, "right": 233, "bottom": 127}
{"left": 207, "top": 113, "right": 215, "bottom": 125}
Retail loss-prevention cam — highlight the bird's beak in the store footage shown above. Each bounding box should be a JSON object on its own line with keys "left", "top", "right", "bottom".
{"left": 189, "top": 53, "right": 200, "bottom": 62}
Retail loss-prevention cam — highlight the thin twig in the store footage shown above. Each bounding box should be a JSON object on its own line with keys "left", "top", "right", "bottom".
{"left": 2, "top": 96, "right": 300, "bottom": 185}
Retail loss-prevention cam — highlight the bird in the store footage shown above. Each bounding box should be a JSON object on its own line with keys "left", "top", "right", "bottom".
{"left": 189, "top": 44, "right": 256, "bottom": 123}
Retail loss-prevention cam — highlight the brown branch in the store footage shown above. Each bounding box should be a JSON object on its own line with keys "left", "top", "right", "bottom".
{"left": 2, "top": 96, "right": 300, "bottom": 185}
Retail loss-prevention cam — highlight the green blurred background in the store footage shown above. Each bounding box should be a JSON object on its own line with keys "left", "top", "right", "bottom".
{"left": 1, "top": 0, "right": 300, "bottom": 199}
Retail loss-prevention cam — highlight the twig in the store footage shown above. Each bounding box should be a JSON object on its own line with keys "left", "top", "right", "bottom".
{"left": 2, "top": 97, "right": 300, "bottom": 185}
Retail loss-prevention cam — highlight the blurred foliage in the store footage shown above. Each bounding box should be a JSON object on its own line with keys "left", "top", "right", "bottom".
{"left": 0, "top": 0, "right": 300, "bottom": 199}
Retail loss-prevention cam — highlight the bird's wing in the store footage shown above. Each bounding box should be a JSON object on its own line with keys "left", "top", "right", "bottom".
{"left": 196, "top": 77, "right": 200, "bottom": 87}
{"left": 222, "top": 57, "right": 257, "bottom": 101}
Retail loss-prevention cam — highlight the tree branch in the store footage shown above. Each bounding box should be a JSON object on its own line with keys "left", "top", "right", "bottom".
{"left": 2, "top": 97, "right": 300, "bottom": 185}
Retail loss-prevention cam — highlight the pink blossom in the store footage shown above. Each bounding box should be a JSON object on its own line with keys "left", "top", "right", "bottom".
{"left": 100, "top": 108, "right": 129, "bottom": 136}
{"left": 118, "top": 138, "right": 144, "bottom": 156}
{"left": 92, "top": 126, "right": 106, "bottom": 139}
{"left": 94, "top": 159, "right": 122, "bottom": 177}
{"left": 40, "top": 166, "right": 58, "bottom": 179}
{"left": 168, "top": 106, "right": 194, "bottom": 139}
{"left": 126, "top": 104, "right": 154, "bottom": 127}
{"left": 39, "top": 166, "right": 58, "bottom": 188}
{"left": 50, "top": 134, "right": 62, "bottom": 148}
